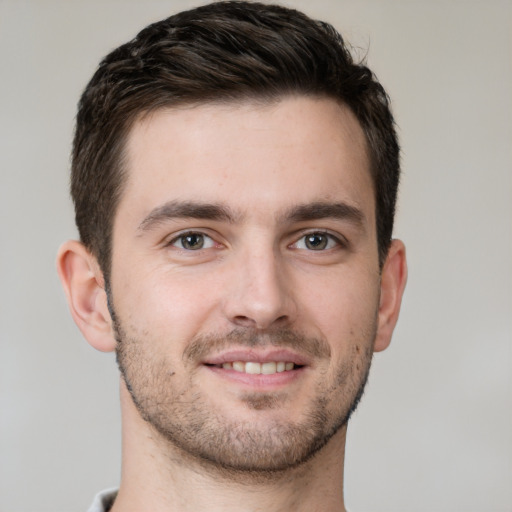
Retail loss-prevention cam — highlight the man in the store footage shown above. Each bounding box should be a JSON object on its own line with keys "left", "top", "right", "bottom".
{"left": 57, "top": 2, "right": 407, "bottom": 511}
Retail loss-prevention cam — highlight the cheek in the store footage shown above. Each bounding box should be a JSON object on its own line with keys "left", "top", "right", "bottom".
{"left": 112, "top": 262, "right": 223, "bottom": 344}
{"left": 297, "top": 267, "right": 380, "bottom": 346}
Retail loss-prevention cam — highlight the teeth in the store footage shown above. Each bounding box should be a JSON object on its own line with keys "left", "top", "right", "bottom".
{"left": 261, "top": 362, "right": 277, "bottom": 375}
{"left": 221, "top": 361, "right": 296, "bottom": 375}
{"left": 233, "top": 361, "right": 245, "bottom": 372}
{"left": 245, "top": 362, "right": 261, "bottom": 374}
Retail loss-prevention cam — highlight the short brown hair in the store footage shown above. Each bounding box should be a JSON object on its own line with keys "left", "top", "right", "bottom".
{"left": 71, "top": 1, "right": 400, "bottom": 279}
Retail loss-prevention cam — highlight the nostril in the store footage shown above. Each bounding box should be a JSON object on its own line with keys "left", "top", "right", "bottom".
{"left": 232, "top": 314, "right": 289, "bottom": 330}
{"left": 233, "top": 315, "right": 257, "bottom": 328}
{"left": 274, "top": 315, "right": 288, "bottom": 325}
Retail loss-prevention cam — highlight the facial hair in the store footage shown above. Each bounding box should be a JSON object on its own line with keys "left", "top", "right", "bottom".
{"left": 112, "top": 305, "right": 376, "bottom": 475}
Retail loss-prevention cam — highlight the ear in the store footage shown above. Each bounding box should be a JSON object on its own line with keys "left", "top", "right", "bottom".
{"left": 373, "top": 239, "right": 408, "bottom": 353}
{"left": 56, "top": 240, "right": 116, "bottom": 352}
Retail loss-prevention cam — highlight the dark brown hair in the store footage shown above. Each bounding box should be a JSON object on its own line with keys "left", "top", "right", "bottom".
{"left": 72, "top": 1, "right": 400, "bottom": 279}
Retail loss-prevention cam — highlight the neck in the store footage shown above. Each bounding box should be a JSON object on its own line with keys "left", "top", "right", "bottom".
{"left": 111, "top": 381, "right": 347, "bottom": 512}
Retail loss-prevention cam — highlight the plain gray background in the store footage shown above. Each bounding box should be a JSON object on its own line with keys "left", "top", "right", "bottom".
{"left": 1, "top": 1, "right": 511, "bottom": 511}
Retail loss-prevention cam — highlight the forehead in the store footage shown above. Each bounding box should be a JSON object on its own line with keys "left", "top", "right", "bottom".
{"left": 118, "top": 96, "right": 374, "bottom": 227}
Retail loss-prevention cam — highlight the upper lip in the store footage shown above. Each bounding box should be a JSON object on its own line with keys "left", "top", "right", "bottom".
{"left": 202, "top": 348, "right": 311, "bottom": 366}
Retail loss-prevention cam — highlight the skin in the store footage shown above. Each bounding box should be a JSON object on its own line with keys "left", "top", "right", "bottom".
{"left": 57, "top": 96, "right": 407, "bottom": 512}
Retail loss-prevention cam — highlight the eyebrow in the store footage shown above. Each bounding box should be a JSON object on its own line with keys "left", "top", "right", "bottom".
{"left": 283, "top": 201, "right": 366, "bottom": 227}
{"left": 138, "top": 200, "right": 238, "bottom": 232}
{"left": 137, "top": 199, "right": 366, "bottom": 233}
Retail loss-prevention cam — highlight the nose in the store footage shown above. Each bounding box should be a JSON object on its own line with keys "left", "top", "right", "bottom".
{"left": 222, "top": 245, "right": 297, "bottom": 330}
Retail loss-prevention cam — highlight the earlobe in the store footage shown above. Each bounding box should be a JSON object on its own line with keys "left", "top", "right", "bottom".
{"left": 56, "top": 240, "right": 116, "bottom": 352}
{"left": 373, "top": 239, "right": 408, "bottom": 353}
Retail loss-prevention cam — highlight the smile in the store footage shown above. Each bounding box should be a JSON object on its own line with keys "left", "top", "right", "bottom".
{"left": 214, "top": 361, "right": 298, "bottom": 374}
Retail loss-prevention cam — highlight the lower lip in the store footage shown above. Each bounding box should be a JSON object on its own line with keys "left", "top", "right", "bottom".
{"left": 204, "top": 365, "right": 305, "bottom": 389}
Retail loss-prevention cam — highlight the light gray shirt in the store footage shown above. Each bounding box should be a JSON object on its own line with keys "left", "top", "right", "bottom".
{"left": 87, "top": 489, "right": 118, "bottom": 512}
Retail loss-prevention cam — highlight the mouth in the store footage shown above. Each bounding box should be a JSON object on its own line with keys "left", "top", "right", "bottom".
{"left": 206, "top": 360, "right": 301, "bottom": 375}
{"left": 201, "top": 348, "right": 309, "bottom": 388}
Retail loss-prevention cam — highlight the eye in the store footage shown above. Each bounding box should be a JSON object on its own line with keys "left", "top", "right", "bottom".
{"left": 170, "top": 232, "right": 216, "bottom": 250}
{"left": 293, "top": 232, "right": 341, "bottom": 251}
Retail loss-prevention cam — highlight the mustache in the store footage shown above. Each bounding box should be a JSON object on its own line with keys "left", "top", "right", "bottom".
{"left": 183, "top": 328, "right": 331, "bottom": 362}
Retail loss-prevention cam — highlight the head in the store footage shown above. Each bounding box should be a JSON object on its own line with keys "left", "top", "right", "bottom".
{"left": 60, "top": 1, "right": 407, "bottom": 476}
{"left": 71, "top": 0, "right": 400, "bottom": 284}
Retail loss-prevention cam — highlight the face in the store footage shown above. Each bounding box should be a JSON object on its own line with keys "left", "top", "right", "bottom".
{"left": 109, "top": 96, "right": 381, "bottom": 472}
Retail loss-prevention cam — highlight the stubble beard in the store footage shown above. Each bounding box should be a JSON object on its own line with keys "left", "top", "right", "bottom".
{"left": 111, "top": 306, "right": 376, "bottom": 477}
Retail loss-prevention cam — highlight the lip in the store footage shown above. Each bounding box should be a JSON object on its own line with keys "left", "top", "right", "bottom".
{"left": 204, "top": 364, "right": 306, "bottom": 389}
{"left": 202, "top": 348, "right": 311, "bottom": 367}
{"left": 201, "top": 348, "right": 310, "bottom": 390}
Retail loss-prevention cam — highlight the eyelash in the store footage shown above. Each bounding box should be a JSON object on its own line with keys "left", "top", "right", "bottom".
{"left": 167, "top": 230, "right": 346, "bottom": 252}
{"left": 291, "top": 231, "right": 346, "bottom": 251}
{"left": 167, "top": 231, "right": 217, "bottom": 251}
